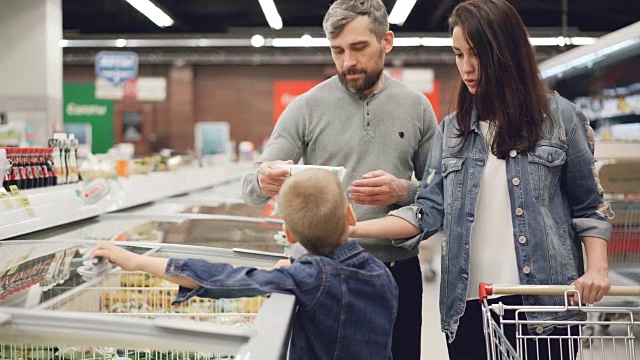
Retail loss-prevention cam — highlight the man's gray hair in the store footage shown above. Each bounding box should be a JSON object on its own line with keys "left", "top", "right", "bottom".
{"left": 323, "top": 0, "right": 389, "bottom": 41}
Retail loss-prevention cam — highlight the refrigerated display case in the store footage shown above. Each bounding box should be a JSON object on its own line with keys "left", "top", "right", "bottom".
{"left": 0, "top": 240, "right": 295, "bottom": 360}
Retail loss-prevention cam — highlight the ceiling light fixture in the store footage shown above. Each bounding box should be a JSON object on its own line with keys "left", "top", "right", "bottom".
{"left": 125, "top": 0, "right": 174, "bottom": 28}
{"left": 60, "top": 36, "right": 598, "bottom": 49}
{"left": 394, "top": 37, "right": 421, "bottom": 47}
{"left": 420, "top": 37, "right": 452, "bottom": 47}
{"left": 258, "top": 0, "right": 283, "bottom": 30}
{"left": 388, "top": 0, "right": 417, "bottom": 26}
{"left": 272, "top": 37, "right": 329, "bottom": 47}
{"left": 251, "top": 35, "right": 266, "bottom": 48}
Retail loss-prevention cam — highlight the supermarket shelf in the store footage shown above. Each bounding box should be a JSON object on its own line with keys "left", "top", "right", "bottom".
{"left": 595, "top": 141, "right": 640, "bottom": 161}
{"left": 0, "top": 163, "right": 253, "bottom": 240}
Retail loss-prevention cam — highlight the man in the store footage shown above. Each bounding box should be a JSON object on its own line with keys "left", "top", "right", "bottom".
{"left": 242, "top": 0, "right": 437, "bottom": 358}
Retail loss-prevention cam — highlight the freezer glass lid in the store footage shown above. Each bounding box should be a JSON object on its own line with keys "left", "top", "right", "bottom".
{"left": 181, "top": 203, "right": 268, "bottom": 218}
{"left": 108, "top": 218, "right": 285, "bottom": 253}
{"left": 0, "top": 241, "right": 153, "bottom": 308}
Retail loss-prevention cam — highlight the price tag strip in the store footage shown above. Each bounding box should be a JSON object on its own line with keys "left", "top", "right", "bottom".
{"left": 0, "top": 188, "right": 13, "bottom": 210}
{"left": 1, "top": 186, "right": 36, "bottom": 218}
{"left": 20, "top": 196, "right": 35, "bottom": 218}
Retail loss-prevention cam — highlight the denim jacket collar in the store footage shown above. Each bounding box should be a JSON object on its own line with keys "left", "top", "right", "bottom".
{"left": 469, "top": 108, "right": 481, "bottom": 132}
{"left": 327, "top": 240, "right": 363, "bottom": 263}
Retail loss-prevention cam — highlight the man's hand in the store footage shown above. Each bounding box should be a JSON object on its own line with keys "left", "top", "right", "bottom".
{"left": 348, "top": 170, "right": 408, "bottom": 206}
{"left": 91, "top": 241, "right": 142, "bottom": 272}
{"left": 258, "top": 160, "right": 294, "bottom": 196}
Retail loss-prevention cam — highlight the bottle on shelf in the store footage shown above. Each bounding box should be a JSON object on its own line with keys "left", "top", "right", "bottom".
{"left": 68, "top": 134, "right": 79, "bottom": 183}
{"left": 51, "top": 134, "right": 67, "bottom": 185}
{"left": 1, "top": 148, "right": 10, "bottom": 191}
{"left": 46, "top": 147, "right": 57, "bottom": 187}
{"left": 7, "top": 148, "right": 20, "bottom": 191}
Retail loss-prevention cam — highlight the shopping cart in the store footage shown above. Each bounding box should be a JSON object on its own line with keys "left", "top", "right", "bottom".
{"left": 607, "top": 196, "right": 640, "bottom": 270}
{"left": 0, "top": 241, "right": 296, "bottom": 360}
{"left": 480, "top": 283, "right": 640, "bottom": 360}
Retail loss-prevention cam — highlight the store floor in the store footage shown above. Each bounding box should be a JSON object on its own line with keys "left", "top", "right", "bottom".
{"left": 419, "top": 240, "right": 449, "bottom": 359}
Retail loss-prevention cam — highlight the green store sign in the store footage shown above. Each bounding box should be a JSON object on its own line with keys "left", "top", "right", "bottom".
{"left": 63, "top": 83, "right": 113, "bottom": 154}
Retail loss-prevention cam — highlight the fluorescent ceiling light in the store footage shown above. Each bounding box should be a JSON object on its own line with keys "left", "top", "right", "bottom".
{"left": 570, "top": 37, "right": 597, "bottom": 46}
{"left": 125, "top": 0, "right": 174, "bottom": 28}
{"left": 421, "top": 37, "right": 452, "bottom": 46}
{"left": 251, "top": 35, "right": 266, "bottom": 48}
{"left": 394, "top": 37, "right": 421, "bottom": 47}
{"left": 59, "top": 36, "right": 598, "bottom": 49}
{"left": 271, "top": 37, "right": 329, "bottom": 47}
{"left": 258, "top": 0, "right": 283, "bottom": 30}
{"left": 389, "top": 0, "right": 417, "bottom": 26}
{"left": 529, "top": 37, "right": 561, "bottom": 46}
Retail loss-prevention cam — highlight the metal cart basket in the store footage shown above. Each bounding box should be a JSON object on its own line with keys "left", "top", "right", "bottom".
{"left": 480, "top": 283, "right": 640, "bottom": 360}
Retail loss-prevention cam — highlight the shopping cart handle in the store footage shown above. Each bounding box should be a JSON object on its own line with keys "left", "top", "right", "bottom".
{"left": 479, "top": 282, "right": 494, "bottom": 301}
{"left": 479, "top": 283, "right": 640, "bottom": 300}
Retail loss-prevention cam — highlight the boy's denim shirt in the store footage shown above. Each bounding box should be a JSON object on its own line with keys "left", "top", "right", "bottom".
{"left": 390, "top": 94, "right": 612, "bottom": 342}
{"left": 165, "top": 240, "right": 398, "bottom": 360}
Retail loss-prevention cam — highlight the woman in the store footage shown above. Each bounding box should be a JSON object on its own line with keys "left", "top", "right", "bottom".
{"left": 350, "top": 0, "right": 612, "bottom": 358}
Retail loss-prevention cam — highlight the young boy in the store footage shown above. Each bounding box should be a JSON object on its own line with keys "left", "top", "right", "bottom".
{"left": 92, "top": 168, "right": 398, "bottom": 360}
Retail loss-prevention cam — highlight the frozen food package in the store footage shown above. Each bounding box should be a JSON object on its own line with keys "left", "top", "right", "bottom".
{"left": 274, "top": 164, "right": 347, "bottom": 181}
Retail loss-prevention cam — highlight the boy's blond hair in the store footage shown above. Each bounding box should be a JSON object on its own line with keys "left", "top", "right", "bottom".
{"left": 278, "top": 169, "right": 347, "bottom": 255}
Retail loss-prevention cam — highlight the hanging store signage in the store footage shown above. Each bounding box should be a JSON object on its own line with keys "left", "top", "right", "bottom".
{"left": 95, "top": 51, "right": 139, "bottom": 85}
{"left": 95, "top": 77, "right": 167, "bottom": 101}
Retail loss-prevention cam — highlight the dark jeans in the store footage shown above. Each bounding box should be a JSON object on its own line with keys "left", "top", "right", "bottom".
{"left": 447, "top": 295, "right": 580, "bottom": 360}
{"left": 385, "top": 256, "right": 423, "bottom": 360}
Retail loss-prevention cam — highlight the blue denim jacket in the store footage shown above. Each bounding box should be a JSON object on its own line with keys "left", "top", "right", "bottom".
{"left": 166, "top": 240, "right": 398, "bottom": 359}
{"left": 391, "top": 94, "right": 612, "bottom": 341}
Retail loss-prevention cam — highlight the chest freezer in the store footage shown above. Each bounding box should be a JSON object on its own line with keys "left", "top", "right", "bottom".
{"left": 0, "top": 240, "right": 295, "bottom": 360}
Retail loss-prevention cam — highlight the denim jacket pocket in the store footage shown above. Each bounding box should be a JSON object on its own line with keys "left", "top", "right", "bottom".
{"left": 527, "top": 145, "right": 566, "bottom": 205}
{"left": 442, "top": 157, "right": 465, "bottom": 211}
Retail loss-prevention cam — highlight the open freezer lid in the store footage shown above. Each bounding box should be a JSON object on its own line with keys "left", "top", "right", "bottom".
{"left": 0, "top": 240, "right": 158, "bottom": 308}
{"left": 0, "top": 240, "right": 285, "bottom": 309}
{"left": 20, "top": 212, "right": 287, "bottom": 253}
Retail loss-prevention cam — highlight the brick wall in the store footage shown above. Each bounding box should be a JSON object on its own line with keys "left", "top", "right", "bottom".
{"left": 63, "top": 63, "right": 460, "bottom": 154}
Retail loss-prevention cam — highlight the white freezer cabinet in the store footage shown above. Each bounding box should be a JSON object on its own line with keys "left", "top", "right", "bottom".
{"left": 0, "top": 241, "right": 295, "bottom": 360}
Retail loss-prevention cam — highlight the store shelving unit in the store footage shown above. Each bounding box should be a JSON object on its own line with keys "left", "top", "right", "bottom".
{"left": 0, "top": 163, "right": 253, "bottom": 240}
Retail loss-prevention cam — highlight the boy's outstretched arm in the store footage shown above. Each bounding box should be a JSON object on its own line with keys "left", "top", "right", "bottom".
{"left": 92, "top": 242, "right": 199, "bottom": 289}
{"left": 351, "top": 215, "right": 421, "bottom": 240}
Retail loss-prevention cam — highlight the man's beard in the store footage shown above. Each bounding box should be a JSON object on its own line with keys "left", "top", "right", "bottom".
{"left": 338, "top": 66, "right": 383, "bottom": 94}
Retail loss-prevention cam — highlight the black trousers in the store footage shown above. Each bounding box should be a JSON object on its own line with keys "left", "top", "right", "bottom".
{"left": 385, "top": 256, "right": 423, "bottom": 360}
{"left": 447, "top": 295, "right": 579, "bottom": 360}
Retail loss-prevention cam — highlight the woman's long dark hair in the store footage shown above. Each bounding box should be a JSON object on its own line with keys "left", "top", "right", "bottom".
{"left": 449, "top": 0, "right": 553, "bottom": 158}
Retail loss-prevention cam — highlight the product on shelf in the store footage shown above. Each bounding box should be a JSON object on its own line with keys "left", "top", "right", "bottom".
{"left": 1, "top": 147, "right": 62, "bottom": 191}
{"left": 0, "top": 148, "right": 8, "bottom": 189}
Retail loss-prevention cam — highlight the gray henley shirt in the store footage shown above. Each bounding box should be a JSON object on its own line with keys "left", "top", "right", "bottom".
{"left": 242, "top": 74, "right": 438, "bottom": 263}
